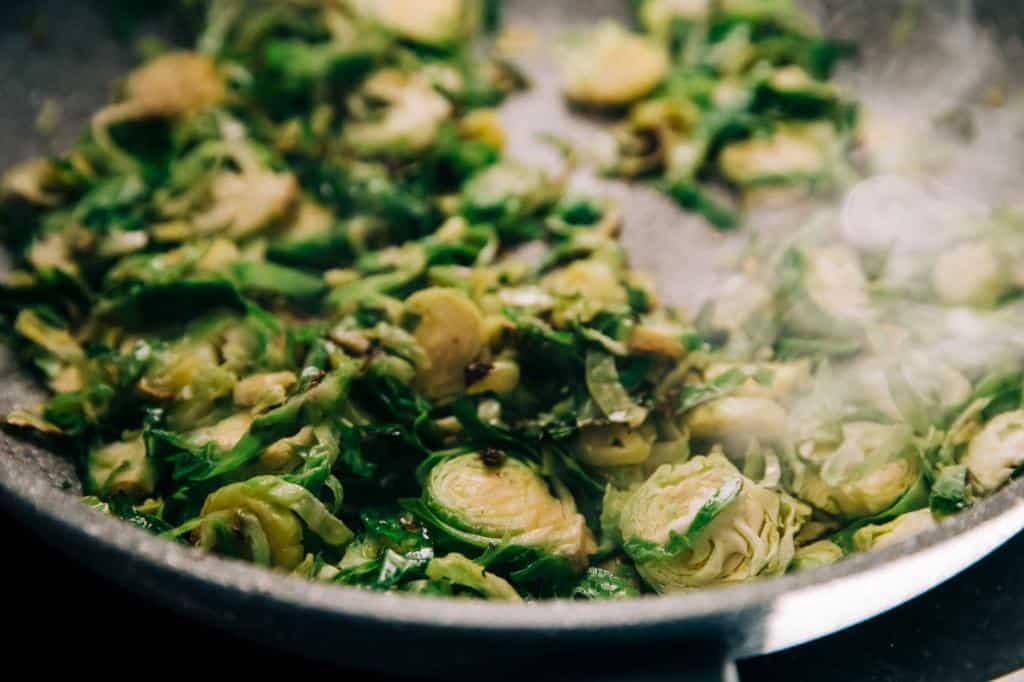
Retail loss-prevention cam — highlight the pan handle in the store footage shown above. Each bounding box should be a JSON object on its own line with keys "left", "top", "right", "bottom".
{"left": 591, "top": 660, "right": 738, "bottom": 682}
{"left": 564, "top": 643, "right": 738, "bottom": 682}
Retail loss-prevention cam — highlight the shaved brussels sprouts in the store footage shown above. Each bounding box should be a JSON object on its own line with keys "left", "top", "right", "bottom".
{"left": 561, "top": 22, "right": 668, "bottom": 107}
{"left": 572, "top": 0, "right": 856, "bottom": 226}
{"left": 86, "top": 437, "right": 156, "bottom": 499}
{"left": 3, "top": 0, "right": 1018, "bottom": 603}
{"left": 619, "top": 455, "right": 806, "bottom": 591}
{"left": 418, "top": 452, "right": 597, "bottom": 567}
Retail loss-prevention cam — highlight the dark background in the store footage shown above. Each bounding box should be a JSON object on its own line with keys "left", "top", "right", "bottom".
{"left": 3, "top": 505, "right": 1022, "bottom": 681}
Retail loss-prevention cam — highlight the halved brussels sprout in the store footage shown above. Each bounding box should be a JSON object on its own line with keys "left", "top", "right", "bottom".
{"left": 425, "top": 552, "right": 523, "bottom": 601}
{"left": 619, "top": 454, "right": 806, "bottom": 591}
{"left": 86, "top": 437, "right": 156, "bottom": 499}
{"left": 405, "top": 287, "right": 485, "bottom": 400}
{"left": 196, "top": 476, "right": 353, "bottom": 569}
{"left": 789, "top": 539, "right": 843, "bottom": 572}
{"left": 561, "top": 22, "right": 668, "bottom": 107}
{"left": 423, "top": 453, "right": 596, "bottom": 567}
{"left": 356, "top": 0, "right": 475, "bottom": 47}
{"left": 344, "top": 69, "right": 453, "bottom": 157}
{"left": 719, "top": 123, "right": 839, "bottom": 187}
{"left": 962, "top": 409, "right": 1024, "bottom": 495}
{"left": 931, "top": 240, "right": 1009, "bottom": 308}
{"left": 852, "top": 509, "right": 937, "bottom": 552}
{"left": 795, "top": 422, "right": 920, "bottom": 519}
{"left": 684, "top": 396, "right": 788, "bottom": 454}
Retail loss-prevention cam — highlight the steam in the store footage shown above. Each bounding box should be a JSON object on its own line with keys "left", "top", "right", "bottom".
{"left": 502, "top": 0, "right": 1024, "bottom": 455}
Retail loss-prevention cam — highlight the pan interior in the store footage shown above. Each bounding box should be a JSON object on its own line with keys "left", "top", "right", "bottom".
{"left": 1, "top": 0, "right": 1024, "bottom": 661}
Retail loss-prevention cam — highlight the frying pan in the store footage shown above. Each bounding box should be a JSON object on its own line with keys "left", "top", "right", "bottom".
{"left": 2, "top": 1, "right": 1024, "bottom": 680}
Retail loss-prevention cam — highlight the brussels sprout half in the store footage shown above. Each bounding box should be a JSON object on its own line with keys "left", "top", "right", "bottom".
{"left": 415, "top": 452, "right": 597, "bottom": 568}
{"left": 620, "top": 454, "right": 807, "bottom": 591}
{"left": 795, "top": 421, "right": 923, "bottom": 521}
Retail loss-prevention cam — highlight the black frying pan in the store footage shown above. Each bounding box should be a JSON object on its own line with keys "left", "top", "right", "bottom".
{"left": 2, "top": 1, "right": 1024, "bottom": 680}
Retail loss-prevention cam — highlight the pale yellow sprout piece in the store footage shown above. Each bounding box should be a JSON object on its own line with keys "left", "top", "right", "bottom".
{"left": 797, "top": 422, "right": 919, "bottom": 519}
{"left": 684, "top": 396, "right": 787, "bottom": 454}
{"left": 405, "top": 287, "right": 485, "bottom": 400}
{"left": 719, "top": 123, "right": 837, "bottom": 185}
{"left": 199, "top": 484, "right": 305, "bottom": 569}
{"left": 790, "top": 539, "right": 844, "bottom": 571}
{"left": 191, "top": 144, "right": 299, "bottom": 239}
{"left": 639, "top": 0, "right": 710, "bottom": 34}
{"left": 459, "top": 108, "right": 506, "bottom": 151}
{"left": 562, "top": 22, "right": 668, "bottom": 107}
{"left": 233, "top": 371, "right": 298, "bottom": 409}
{"left": 92, "top": 52, "right": 224, "bottom": 162}
{"left": 88, "top": 437, "right": 156, "bottom": 499}
{"left": 578, "top": 422, "right": 657, "bottom": 468}
{"left": 962, "top": 409, "right": 1024, "bottom": 494}
{"left": 542, "top": 259, "right": 627, "bottom": 306}
{"left": 2, "top": 158, "right": 63, "bottom": 205}
{"left": 852, "top": 509, "right": 938, "bottom": 552}
{"left": 358, "top": 0, "right": 473, "bottom": 47}
{"left": 426, "top": 552, "right": 523, "bottom": 601}
{"left": 931, "top": 240, "right": 1009, "bottom": 308}
{"left": 345, "top": 69, "right": 453, "bottom": 157}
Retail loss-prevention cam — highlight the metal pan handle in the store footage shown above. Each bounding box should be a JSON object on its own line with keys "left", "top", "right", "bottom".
{"left": 557, "top": 641, "right": 737, "bottom": 682}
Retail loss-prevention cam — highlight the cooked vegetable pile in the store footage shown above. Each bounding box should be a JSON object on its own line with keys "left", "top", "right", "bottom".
{"left": 561, "top": 0, "right": 858, "bottom": 228}
{"left": 2, "top": 0, "right": 1023, "bottom": 602}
